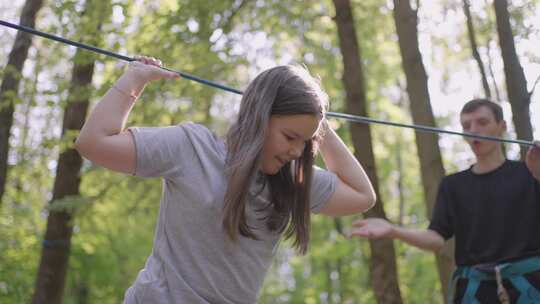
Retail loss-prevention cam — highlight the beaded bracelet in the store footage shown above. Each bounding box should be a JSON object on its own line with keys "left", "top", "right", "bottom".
{"left": 112, "top": 85, "right": 139, "bottom": 100}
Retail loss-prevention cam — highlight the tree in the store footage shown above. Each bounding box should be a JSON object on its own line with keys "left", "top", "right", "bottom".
{"left": 31, "top": 0, "right": 110, "bottom": 302}
{"left": 392, "top": 0, "right": 455, "bottom": 301}
{"left": 463, "top": 0, "right": 491, "bottom": 98}
{"left": 332, "top": 0, "right": 403, "bottom": 302}
{"left": 493, "top": 0, "right": 533, "bottom": 159}
{"left": 0, "top": 0, "right": 45, "bottom": 205}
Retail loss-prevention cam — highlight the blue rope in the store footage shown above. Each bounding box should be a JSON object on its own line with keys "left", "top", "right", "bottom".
{"left": 0, "top": 19, "right": 535, "bottom": 147}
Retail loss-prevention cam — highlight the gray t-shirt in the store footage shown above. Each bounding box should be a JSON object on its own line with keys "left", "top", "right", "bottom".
{"left": 123, "top": 123, "right": 336, "bottom": 304}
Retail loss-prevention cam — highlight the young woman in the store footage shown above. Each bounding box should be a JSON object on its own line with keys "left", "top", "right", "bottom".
{"left": 76, "top": 56, "right": 376, "bottom": 303}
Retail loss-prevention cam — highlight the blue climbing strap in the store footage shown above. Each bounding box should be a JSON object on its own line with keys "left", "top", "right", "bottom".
{"left": 448, "top": 256, "right": 540, "bottom": 303}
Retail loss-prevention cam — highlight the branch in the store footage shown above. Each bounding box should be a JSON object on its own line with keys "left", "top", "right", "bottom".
{"left": 529, "top": 74, "right": 540, "bottom": 99}
{"left": 220, "top": 0, "right": 249, "bottom": 33}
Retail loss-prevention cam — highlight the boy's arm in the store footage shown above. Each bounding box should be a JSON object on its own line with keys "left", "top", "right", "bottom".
{"left": 351, "top": 218, "right": 445, "bottom": 252}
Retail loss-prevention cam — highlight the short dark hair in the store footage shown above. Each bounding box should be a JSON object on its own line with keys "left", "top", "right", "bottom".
{"left": 460, "top": 98, "right": 503, "bottom": 122}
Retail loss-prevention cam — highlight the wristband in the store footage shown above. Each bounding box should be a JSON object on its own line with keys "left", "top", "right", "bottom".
{"left": 112, "top": 85, "right": 138, "bottom": 100}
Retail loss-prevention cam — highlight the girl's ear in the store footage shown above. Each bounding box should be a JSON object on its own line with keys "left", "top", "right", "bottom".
{"left": 500, "top": 120, "right": 507, "bottom": 134}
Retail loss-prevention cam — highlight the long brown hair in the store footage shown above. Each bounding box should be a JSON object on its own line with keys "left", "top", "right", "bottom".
{"left": 223, "top": 65, "right": 328, "bottom": 254}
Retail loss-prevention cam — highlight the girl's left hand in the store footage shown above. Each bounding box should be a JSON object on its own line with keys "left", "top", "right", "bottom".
{"left": 126, "top": 55, "right": 180, "bottom": 87}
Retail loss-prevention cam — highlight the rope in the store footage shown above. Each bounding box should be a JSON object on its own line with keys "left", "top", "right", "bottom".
{"left": 0, "top": 19, "right": 535, "bottom": 147}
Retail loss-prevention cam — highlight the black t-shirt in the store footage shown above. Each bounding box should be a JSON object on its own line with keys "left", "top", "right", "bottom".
{"left": 428, "top": 160, "right": 540, "bottom": 266}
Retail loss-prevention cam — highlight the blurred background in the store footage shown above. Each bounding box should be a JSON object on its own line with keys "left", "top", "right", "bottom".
{"left": 0, "top": 0, "right": 538, "bottom": 303}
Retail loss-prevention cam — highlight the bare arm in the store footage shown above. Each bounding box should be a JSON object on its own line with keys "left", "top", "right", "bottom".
{"left": 390, "top": 225, "right": 445, "bottom": 252}
{"left": 318, "top": 126, "right": 376, "bottom": 216}
{"left": 75, "top": 57, "right": 179, "bottom": 174}
{"left": 351, "top": 218, "right": 445, "bottom": 252}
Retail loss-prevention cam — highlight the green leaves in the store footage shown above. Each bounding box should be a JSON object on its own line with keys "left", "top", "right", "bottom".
{"left": 2, "top": 0, "right": 538, "bottom": 302}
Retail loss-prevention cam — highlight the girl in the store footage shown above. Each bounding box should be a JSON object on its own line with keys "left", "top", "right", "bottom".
{"left": 76, "top": 56, "right": 376, "bottom": 303}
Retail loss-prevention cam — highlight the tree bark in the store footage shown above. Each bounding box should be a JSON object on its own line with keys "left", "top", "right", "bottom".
{"left": 0, "top": 0, "right": 45, "bottom": 206}
{"left": 463, "top": 0, "right": 491, "bottom": 98}
{"left": 493, "top": 0, "right": 533, "bottom": 159}
{"left": 332, "top": 0, "right": 403, "bottom": 303}
{"left": 392, "top": 1, "right": 455, "bottom": 302}
{"left": 31, "top": 49, "right": 95, "bottom": 304}
{"left": 31, "top": 0, "right": 108, "bottom": 298}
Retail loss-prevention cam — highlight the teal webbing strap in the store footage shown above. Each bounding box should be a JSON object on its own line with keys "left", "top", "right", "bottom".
{"left": 508, "top": 276, "right": 540, "bottom": 304}
{"left": 500, "top": 257, "right": 540, "bottom": 277}
{"left": 448, "top": 268, "right": 486, "bottom": 303}
{"left": 462, "top": 279, "right": 481, "bottom": 303}
{"left": 448, "top": 256, "right": 540, "bottom": 303}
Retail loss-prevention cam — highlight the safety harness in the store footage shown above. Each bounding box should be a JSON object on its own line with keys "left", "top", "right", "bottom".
{"left": 448, "top": 256, "right": 540, "bottom": 303}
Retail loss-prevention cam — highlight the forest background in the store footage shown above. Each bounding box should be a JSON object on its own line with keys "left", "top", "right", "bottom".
{"left": 1, "top": 0, "right": 539, "bottom": 303}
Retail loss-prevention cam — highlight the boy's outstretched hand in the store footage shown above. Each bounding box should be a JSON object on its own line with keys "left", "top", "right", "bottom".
{"left": 350, "top": 218, "right": 394, "bottom": 239}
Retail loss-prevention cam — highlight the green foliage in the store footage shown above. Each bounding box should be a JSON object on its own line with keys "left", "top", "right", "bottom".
{"left": 1, "top": 0, "right": 538, "bottom": 302}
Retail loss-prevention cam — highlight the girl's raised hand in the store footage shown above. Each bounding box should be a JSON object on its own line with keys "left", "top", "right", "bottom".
{"left": 126, "top": 55, "right": 180, "bottom": 86}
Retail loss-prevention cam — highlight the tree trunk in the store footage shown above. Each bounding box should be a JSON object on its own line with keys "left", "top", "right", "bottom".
{"left": 483, "top": 0, "right": 503, "bottom": 102}
{"left": 396, "top": 136, "right": 405, "bottom": 226}
{"left": 462, "top": 0, "right": 491, "bottom": 98}
{"left": 31, "top": 48, "right": 95, "bottom": 304}
{"left": 0, "top": 0, "right": 44, "bottom": 206}
{"left": 493, "top": 0, "right": 533, "bottom": 159}
{"left": 31, "top": 0, "right": 109, "bottom": 298}
{"left": 392, "top": 1, "right": 454, "bottom": 302}
{"left": 332, "top": 0, "right": 403, "bottom": 303}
